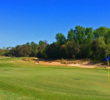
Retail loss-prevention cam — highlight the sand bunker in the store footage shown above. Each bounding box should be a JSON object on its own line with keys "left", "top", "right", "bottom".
{"left": 33, "top": 58, "right": 107, "bottom": 68}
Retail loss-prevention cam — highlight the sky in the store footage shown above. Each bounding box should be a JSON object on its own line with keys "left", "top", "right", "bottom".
{"left": 0, "top": 0, "right": 110, "bottom": 48}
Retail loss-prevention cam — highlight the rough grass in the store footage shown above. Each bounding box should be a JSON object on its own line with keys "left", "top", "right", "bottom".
{"left": 0, "top": 57, "right": 110, "bottom": 100}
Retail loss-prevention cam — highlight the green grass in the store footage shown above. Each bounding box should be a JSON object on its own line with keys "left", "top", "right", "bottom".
{"left": 0, "top": 57, "right": 110, "bottom": 100}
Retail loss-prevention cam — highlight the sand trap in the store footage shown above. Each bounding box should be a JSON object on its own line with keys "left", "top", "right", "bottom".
{"left": 33, "top": 58, "right": 108, "bottom": 68}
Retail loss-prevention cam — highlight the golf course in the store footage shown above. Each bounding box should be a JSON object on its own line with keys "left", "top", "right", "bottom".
{"left": 0, "top": 57, "right": 110, "bottom": 100}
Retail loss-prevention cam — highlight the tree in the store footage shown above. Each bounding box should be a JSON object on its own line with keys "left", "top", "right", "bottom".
{"left": 94, "top": 27, "right": 109, "bottom": 38}
{"left": 65, "top": 41, "right": 80, "bottom": 59}
{"left": 91, "top": 37, "right": 106, "bottom": 60}
{"left": 37, "top": 40, "right": 47, "bottom": 58}
{"left": 44, "top": 42, "right": 60, "bottom": 59}
{"left": 13, "top": 45, "right": 21, "bottom": 57}
{"left": 10, "top": 44, "right": 32, "bottom": 57}
{"left": 21, "top": 45, "right": 32, "bottom": 57}
{"left": 104, "top": 31, "right": 110, "bottom": 56}
{"left": 67, "top": 29, "right": 74, "bottom": 41}
{"left": 0, "top": 47, "right": 11, "bottom": 56}
{"left": 2, "top": 25, "right": 110, "bottom": 61}
{"left": 0, "top": 48, "right": 4, "bottom": 56}
{"left": 104, "top": 31, "right": 110, "bottom": 43}
{"left": 85, "top": 27, "right": 94, "bottom": 42}
{"left": 55, "top": 33, "right": 66, "bottom": 45}
{"left": 30, "top": 41, "right": 38, "bottom": 57}
{"left": 73, "top": 26, "right": 86, "bottom": 44}
{"left": 80, "top": 27, "right": 94, "bottom": 58}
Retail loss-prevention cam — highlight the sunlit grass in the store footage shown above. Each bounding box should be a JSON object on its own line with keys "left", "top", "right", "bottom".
{"left": 0, "top": 57, "right": 110, "bottom": 100}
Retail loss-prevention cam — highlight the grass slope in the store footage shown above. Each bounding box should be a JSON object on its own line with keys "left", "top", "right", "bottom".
{"left": 0, "top": 57, "right": 110, "bottom": 100}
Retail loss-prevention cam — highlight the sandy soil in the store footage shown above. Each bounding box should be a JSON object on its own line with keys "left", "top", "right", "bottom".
{"left": 33, "top": 58, "right": 107, "bottom": 68}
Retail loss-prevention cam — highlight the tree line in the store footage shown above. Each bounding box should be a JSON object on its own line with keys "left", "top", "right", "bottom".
{"left": 0, "top": 26, "right": 110, "bottom": 61}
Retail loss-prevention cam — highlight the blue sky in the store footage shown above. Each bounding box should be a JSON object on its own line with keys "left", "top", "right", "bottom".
{"left": 0, "top": 0, "right": 110, "bottom": 48}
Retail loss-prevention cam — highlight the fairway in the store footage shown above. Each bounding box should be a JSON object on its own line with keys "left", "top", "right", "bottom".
{"left": 0, "top": 58, "right": 110, "bottom": 100}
